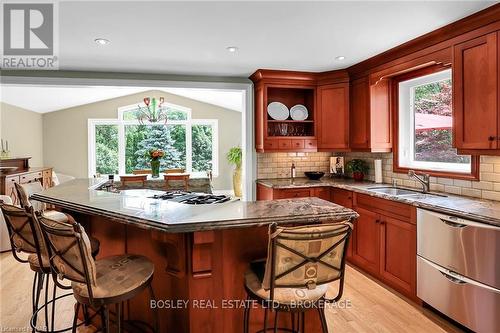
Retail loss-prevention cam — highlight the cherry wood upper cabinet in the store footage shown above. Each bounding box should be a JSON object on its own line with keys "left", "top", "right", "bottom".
{"left": 453, "top": 31, "right": 498, "bottom": 150}
{"left": 317, "top": 83, "right": 349, "bottom": 150}
{"left": 350, "top": 78, "right": 370, "bottom": 149}
{"left": 350, "top": 77, "right": 392, "bottom": 152}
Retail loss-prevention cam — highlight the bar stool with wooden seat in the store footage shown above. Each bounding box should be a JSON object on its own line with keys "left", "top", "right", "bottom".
{"left": 15, "top": 182, "right": 101, "bottom": 257}
{"left": 163, "top": 168, "right": 190, "bottom": 191}
{"left": 38, "top": 214, "right": 159, "bottom": 333}
{"left": 0, "top": 202, "right": 99, "bottom": 333}
{"left": 243, "top": 220, "right": 353, "bottom": 333}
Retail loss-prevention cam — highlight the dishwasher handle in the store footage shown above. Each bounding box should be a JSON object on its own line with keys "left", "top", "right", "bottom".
{"left": 440, "top": 219, "right": 467, "bottom": 228}
{"left": 419, "top": 209, "right": 500, "bottom": 231}
{"left": 440, "top": 271, "right": 467, "bottom": 284}
{"left": 420, "top": 256, "right": 500, "bottom": 293}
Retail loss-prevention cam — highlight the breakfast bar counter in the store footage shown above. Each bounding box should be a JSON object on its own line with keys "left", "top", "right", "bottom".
{"left": 32, "top": 178, "right": 358, "bottom": 333}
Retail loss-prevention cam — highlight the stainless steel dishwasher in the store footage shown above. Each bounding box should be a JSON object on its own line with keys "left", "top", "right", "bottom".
{"left": 416, "top": 208, "right": 500, "bottom": 333}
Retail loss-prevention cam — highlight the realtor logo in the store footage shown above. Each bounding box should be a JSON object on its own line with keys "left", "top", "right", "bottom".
{"left": 1, "top": 2, "right": 58, "bottom": 69}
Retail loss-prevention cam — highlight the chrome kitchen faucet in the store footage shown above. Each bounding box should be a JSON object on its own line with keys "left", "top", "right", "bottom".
{"left": 408, "top": 170, "right": 430, "bottom": 193}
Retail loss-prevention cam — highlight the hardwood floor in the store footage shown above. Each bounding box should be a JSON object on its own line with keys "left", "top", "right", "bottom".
{"left": 0, "top": 252, "right": 463, "bottom": 333}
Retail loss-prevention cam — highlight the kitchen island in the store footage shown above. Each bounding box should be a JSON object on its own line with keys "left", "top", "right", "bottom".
{"left": 32, "top": 178, "right": 358, "bottom": 333}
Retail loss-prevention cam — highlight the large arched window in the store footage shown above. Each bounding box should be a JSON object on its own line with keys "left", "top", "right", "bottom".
{"left": 88, "top": 102, "right": 218, "bottom": 177}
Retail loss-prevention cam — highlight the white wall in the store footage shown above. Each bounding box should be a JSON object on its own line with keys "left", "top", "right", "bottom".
{"left": 0, "top": 102, "right": 44, "bottom": 166}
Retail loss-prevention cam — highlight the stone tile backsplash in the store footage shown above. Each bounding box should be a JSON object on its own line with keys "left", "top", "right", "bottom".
{"left": 257, "top": 151, "right": 500, "bottom": 201}
{"left": 257, "top": 152, "right": 332, "bottom": 179}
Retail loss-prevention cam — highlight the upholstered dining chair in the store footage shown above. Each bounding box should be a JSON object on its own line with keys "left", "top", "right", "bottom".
{"left": 38, "top": 213, "right": 159, "bottom": 333}
{"left": 163, "top": 169, "right": 190, "bottom": 191}
{"left": 243, "top": 220, "right": 353, "bottom": 333}
{"left": 132, "top": 169, "right": 152, "bottom": 175}
{"left": 119, "top": 175, "right": 148, "bottom": 187}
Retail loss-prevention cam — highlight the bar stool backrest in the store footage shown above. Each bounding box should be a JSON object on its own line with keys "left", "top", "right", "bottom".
{"left": 0, "top": 203, "right": 46, "bottom": 265}
{"left": 15, "top": 182, "right": 46, "bottom": 212}
{"left": 37, "top": 215, "right": 97, "bottom": 298}
{"left": 262, "top": 220, "right": 353, "bottom": 301}
{"left": 163, "top": 168, "right": 185, "bottom": 174}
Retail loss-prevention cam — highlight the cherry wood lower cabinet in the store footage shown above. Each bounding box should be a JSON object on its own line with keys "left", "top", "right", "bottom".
{"left": 350, "top": 193, "right": 418, "bottom": 301}
{"left": 256, "top": 184, "right": 331, "bottom": 201}
{"left": 331, "top": 188, "right": 354, "bottom": 259}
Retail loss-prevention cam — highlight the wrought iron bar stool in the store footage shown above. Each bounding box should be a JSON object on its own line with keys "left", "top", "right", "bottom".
{"left": 38, "top": 213, "right": 159, "bottom": 333}
{"left": 243, "top": 220, "right": 353, "bottom": 333}
{"left": 0, "top": 201, "right": 100, "bottom": 333}
{"left": 15, "top": 182, "right": 101, "bottom": 257}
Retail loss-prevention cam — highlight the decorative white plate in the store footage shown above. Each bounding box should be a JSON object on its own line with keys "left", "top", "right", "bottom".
{"left": 290, "top": 104, "right": 308, "bottom": 121}
{"left": 267, "top": 102, "right": 289, "bottom": 120}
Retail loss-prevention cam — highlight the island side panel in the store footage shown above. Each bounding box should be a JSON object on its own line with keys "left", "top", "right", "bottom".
{"left": 84, "top": 214, "right": 324, "bottom": 332}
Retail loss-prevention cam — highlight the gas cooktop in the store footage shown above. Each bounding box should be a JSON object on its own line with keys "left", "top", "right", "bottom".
{"left": 150, "top": 190, "right": 232, "bottom": 205}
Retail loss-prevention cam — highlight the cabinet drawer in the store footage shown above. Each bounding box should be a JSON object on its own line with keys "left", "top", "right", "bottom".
{"left": 417, "top": 256, "right": 500, "bottom": 333}
{"left": 304, "top": 139, "right": 317, "bottom": 149}
{"left": 264, "top": 140, "right": 279, "bottom": 150}
{"left": 278, "top": 139, "right": 292, "bottom": 149}
{"left": 277, "top": 189, "right": 311, "bottom": 199}
{"left": 43, "top": 169, "right": 52, "bottom": 178}
{"left": 5, "top": 176, "right": 19, "bottom": 185}
{"left": 291, "top": 139, "right": 304, "bottom": 149}
{"left": 354, "top": 193, "right": 414, "bottom": 223}
{"left": 20, "top": 172, "right": 43, "bottom": 184}
{"left": 332, "top": 188, "right": 352, "bottom": 208}
{"left": 417, "top": 208, "right": 500, "bottom": 288}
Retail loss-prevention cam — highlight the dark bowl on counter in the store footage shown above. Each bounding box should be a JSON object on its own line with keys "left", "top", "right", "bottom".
{"left": 304, "top": 171, "right": 325, "bottom": 180}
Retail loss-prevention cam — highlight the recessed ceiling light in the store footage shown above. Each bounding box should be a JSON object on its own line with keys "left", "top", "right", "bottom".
{"left": 94, "top": 38, "right": 110, "bottom": 46}
{"left": 226, "top": 46, "right": 238, "bottom": 53}
{"left": 335, "top": 56, "right": 346, "bottom": 61}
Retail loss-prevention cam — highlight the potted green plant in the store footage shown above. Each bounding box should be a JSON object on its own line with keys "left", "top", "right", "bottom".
{"left": 226, "top": 147, "right": 242, "bottom": 197}
{"left": 346, "top": 159, "right": 369, "bottom": 181}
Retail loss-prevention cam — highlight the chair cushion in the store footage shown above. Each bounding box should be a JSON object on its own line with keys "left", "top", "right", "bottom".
{"left": 28, "top": 253, "right": 50, "bottom": 272}
{"left": 42, "top": 210, "right": 70, "bottom": 222}
{"left": 245, "top": 260, "right": 328, "bottom": 306}
{"left": 71, "top": 254, "right": 154, "bottom": 304}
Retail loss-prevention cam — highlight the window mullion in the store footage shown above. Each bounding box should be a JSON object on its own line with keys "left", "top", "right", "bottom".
{"left": 118, "top": 122, "right": 125, "bottom": 175}
{"left": 186, "top": 122, "right": 193, "bottom": 173}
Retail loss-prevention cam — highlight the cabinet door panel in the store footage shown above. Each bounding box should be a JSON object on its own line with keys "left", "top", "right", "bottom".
{"left": 370, "top": 79, "right": 392, "bottom": 150}
{"left": 453, "top": 32, "right": 498, "bottom": 149}
{"left": 331, "top": 189, "right": 354, "bottom": 258}
{"left": 380, "top": 216, "right": 416, "bottom": 297}
{"left": 350, "top": 78, "right": 370, "bottom": 149}
{"left": 317, "top": 84, "right": 349, "bottom": 149}
{"left": 352, "top": 206, "right": 379, "bottom": 275}
{"left": 276, "top": 189, "right": 311, "bottom": 199}
{"left": 311, "top": 187, "right": 330, "bottom": 201}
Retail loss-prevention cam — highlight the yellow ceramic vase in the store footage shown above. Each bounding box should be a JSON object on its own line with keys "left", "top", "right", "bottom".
{"left": 233, "top": 167, "right": 242, "bottom": 197}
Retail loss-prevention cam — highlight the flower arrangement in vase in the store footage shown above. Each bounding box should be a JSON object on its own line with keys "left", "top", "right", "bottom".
{"left": 148, "top": 149, "right": 165, "bottom": 178}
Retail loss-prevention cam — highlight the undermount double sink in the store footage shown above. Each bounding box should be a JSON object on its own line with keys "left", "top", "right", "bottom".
{"left": 367, "top": 186, "right": 447, "bottom": 198}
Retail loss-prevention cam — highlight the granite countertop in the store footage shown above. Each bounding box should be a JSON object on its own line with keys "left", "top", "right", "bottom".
{"left": 31, "top": 178, "right": 358, "bottom": 233}
{"left": 257, "top": 177, "right": 500, "bottom": 227}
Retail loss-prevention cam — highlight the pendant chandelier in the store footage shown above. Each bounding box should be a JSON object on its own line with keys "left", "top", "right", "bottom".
{"left": 137, "top": 97, "right": 168, "bottom": 124}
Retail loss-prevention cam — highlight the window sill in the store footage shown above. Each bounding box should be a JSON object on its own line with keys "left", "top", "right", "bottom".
{"left": 392, "top": 161, "right": 479, "bottom": 181}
